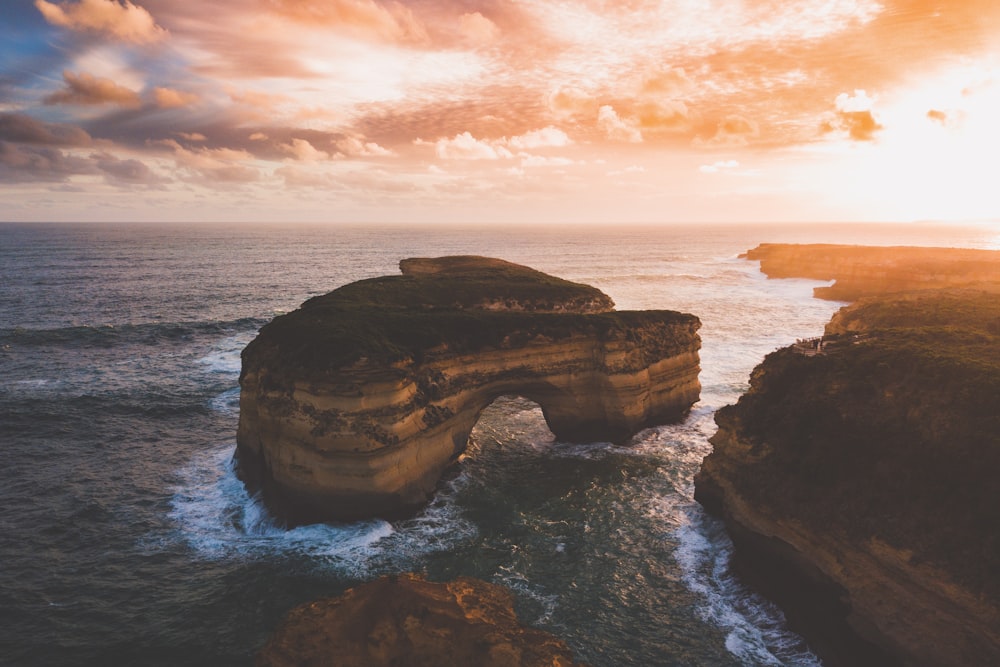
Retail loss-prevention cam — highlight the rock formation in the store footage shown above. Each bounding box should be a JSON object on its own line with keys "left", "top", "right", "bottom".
{"left": 695, "top": 287, "right": 1000, "bottom": 666}
{"left": 255, "top": 573, "right": 584, "bottom": 667}
{"left": 236, "top": 256, "right": 701, "bottom": 523}
{"left": 744, "top": 243, "right": 1000, "bottom": 300}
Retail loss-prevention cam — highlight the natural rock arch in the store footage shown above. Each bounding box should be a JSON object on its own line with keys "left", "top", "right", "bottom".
{"left": 236, "top": 257, "right": 701, "bottom": 524}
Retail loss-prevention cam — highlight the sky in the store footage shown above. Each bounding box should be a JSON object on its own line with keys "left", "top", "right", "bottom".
{"left": 1, "top": 0, "right": 999, "bottom": 223}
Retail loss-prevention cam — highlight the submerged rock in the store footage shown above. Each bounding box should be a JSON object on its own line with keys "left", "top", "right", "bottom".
{"left": 695, "top": 289, "right": 1000, "bottom": 666}
{"left": 236, "top": 256, "right": 701, "bottom": 523}
{"left": 255, "top": 574, "right": 584, "bottom": 667}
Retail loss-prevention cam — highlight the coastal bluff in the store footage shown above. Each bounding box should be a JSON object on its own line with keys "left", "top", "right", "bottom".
{"left": 236, "top": 256, "right": 701, "bottom": 523}
{"left": 255, "top": 574, "right": 583, "bottom": 666}
{"left": 744, "top": 243, "right": 1000, "bottom": 300}
{"left": 696, "top": 286, "right": 1000, "bottom": 665}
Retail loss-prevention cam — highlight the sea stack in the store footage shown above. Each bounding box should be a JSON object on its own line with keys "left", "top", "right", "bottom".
{"left": 236, "top": 256, "right": 701, "bottom": 523}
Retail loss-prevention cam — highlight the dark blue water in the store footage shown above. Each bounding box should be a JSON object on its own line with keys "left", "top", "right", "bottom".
{"left": 2, "top": 222, "right": 996, "bottom": 666}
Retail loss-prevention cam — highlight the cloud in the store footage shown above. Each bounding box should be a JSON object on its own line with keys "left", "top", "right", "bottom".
{"left": 695, "top": 115, "right": 760, "bottom": 147}
{"left": 431, "top": 131, "right": 513, "bottom": 160}
{"left": 426, "top": 127, "right": 572, "bottom": 161}
{"left": 176, "top": 132, "right": 206, "bottom": 142}
{"left": 249, "top": 132, "right": 268, "bottom": 141}
{"left": 153, "top": 87, "right": 199, "bottom": 109}
{"left": 507, "top": 126, "right": 571, "bottom": 150}
{"left": 635, "top": 99, "right": 692, "bottom": 132}
{"left": 92, "top": 151, "right": 164, "bottom": 184}
{"left": 0, "top": 141, "right": 94, "bottom": 182}
{"left": 699, "top": 159, "right": 740, "bottom": 174}
{"left": 640, "top": 68, "right": 692, "bottom": 97}
{"left": 458, "top": 12, "right": 499, "bottom": 45}
{"left": 43, "top": 71, "right": 141, "bottom": 107}
{"left": 264, "top": 0, "right": 428, "bottom": 43}
{"left": 927, "top": 109, "right": 948, "bottom": 125}
{"left": 275, "top": 165, "right": 336, "bottom": 188}
{"left": 34, "top": 0, "right": 167, "bottom": 43}
{"left": 822, "top": 89, "right": 883, "bottom": 141}
{"left": 549, "top": 87, "right": 598, "bottom": 119}
{"left": 280, "top": 138, "right": 330, "bottom": 161}
{"left": 598, "top": 105, "right": 642, "bottom": 143}
{"left": 152, "top": 138, "right": 260, "bottom": 183}
{"left": 335, "top": 135, "right": 393, "bottom": 157}
{"left": 0, "top": 113, "right": 92, "bottom": 146}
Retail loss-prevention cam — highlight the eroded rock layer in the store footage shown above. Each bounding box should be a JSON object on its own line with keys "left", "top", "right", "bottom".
{"left": 237, "top": 256, "right": 701, "bottom": 523}
{"left": 255, "top": 574, "right": 583, "bottom": 667}
{"left": 695, "top": 290, "right": 1000, "bottom": 666}
{"left": 744, "top": 243, "right": 1000, "bottom": 301}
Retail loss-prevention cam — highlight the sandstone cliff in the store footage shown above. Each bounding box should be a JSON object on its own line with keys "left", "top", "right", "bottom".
{"left": 744, "top": 243, "right": 1000, "bottom": 301}
{"left": 256, "top": 574, "right": 584, "bottom": 667}
{"left": 695, "top": 291, "right": 1000, "bottom": 666}
{"left": 237, "top": 256, "right": 701, "bottom": 523}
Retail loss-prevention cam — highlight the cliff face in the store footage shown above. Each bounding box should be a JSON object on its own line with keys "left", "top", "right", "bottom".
{"left": 237, "top": 256, "right": 701, "bottom": 523}
{"left": 255, "top": 574, "right": 583, "bottom": 667}
{"left": 744, "top": 243, "right": 1000, "bottom": 301}
{"left": 695, "top": 295, "right": 1000, "bottom": 666}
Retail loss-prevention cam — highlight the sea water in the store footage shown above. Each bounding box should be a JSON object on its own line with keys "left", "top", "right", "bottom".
{"left": 1, "top": 222, "right": 997, "bottom": 666}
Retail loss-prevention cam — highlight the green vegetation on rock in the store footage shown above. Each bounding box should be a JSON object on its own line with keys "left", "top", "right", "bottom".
{"left": 716, "top": 290, "right": 1000, "bottom": 600}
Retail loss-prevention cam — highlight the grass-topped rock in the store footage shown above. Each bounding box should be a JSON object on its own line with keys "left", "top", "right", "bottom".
{"left": 695, "top": 287, "right": 1000, "bottom": 666}
{"left": 236, "top": 256, "right": 701, "bottom": 523}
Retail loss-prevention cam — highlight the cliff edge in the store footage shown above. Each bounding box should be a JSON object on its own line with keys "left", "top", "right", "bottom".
{"left": 237, "top": 256, "right": 701, "bottom": 523}
{"left": 695, "top": 290, "right": 1000, "bottom": 666}
{"left": 744, "top": 243, "right": 1000, "bottom": 300}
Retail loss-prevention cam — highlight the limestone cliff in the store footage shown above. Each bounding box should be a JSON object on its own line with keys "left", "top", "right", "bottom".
{"left": 744, "top": 243, "right": 1000, "bottom": 301}
{"left": 255, "top": 574, "right": 584, "bottom": 667}
{"left": 237, "top": 256, "right": 701, "bottom": 523}
{"left": 695, "top": 292, "right": 1000, "bottom": 666}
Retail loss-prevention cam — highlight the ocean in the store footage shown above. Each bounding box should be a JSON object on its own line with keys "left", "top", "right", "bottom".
{"left": 2, "top": 222, "right": 997, "bottom": 666}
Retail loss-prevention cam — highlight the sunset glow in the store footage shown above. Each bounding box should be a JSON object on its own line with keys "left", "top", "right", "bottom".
{"left": 2, "top": 0, "right": 999, "bottom": 223}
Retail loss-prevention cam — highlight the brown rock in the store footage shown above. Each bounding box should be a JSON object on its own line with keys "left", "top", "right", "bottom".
{"left": 255, "top": 574, "right": 584, "bottom": 667}
{"left": 236, "top": 257, "right": 701, "bottom": 523}
{"left": 695, "top": 298, "right": 1000, "bottom": 666}
{"left": 743, "top": 243, "right": 1000, "bottom": 301}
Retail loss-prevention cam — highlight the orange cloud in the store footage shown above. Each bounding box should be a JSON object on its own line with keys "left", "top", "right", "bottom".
{"left": 279, "top": 138, "right": 330, "bottom": 161}
{"left": 153, "top": 87, "right": 199, "bottom": 109}
{"left": 43, "top": 71, "right": 141, "bottom": 107}
{"left": 264, "top": 0, "right": 428, "bottom": 43}
{"left": 696, "top": 115, "right": 760, "bottom": 147}
{"left": 34, "top": 0, "right": 166, "bottom": 43}
{"left": 458, "top": 12, "right": 500, "bottom": 46}
{"left": 927, "top": 109, "right": 948, "bottom": 125}
{"left": 152, "top": 138, "right": 260, "bottom": 183}
{"left": 597, "top": 105, "right": 642, "bottom": 143}
{"left": 823, "top": 90, "right": 883, "bottom": 141}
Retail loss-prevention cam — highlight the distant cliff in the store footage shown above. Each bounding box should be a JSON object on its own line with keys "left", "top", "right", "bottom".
{"left": 744, "top": 243, "right": 1000, "bottom": 300}
{"left": 256, "top": 574, "right": 583, "bottom": 666}
{"left": 237, "top": 256, "right": 701, "bottom": 523}
{"left": 695, "top": 290, "right": 1000, "bottom": 666}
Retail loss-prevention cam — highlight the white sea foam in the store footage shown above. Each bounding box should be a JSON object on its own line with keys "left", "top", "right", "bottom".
{"left": 168, "top": 443, "right": 476, "bottom": 576}
{"left": 665, "top": 501, "right": 822, "bottom": 666}
{"left": 195, "top": 333, "right": 253, "bottom": 375}
{"left": 208, "top": 386, "right": 241, "bottom": 414}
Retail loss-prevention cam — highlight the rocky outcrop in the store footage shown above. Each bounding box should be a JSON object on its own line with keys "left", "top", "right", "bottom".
{"left": 237, "top": 256, "right": 701, "bottom": 523}
{"left": 744, "top": 243, "right": 1000, "bottom": 301}
{"left": 255, "top": 573, "right": 584, "bottom": 667}
{"left": 695, "top": 291, "right": 1000, "bottom": 666}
